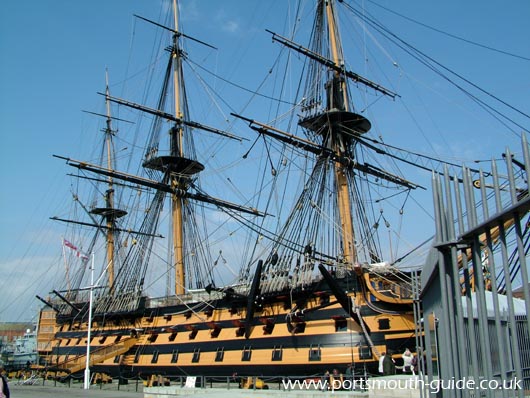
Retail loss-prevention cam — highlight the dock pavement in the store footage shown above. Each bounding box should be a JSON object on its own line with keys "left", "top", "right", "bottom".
{"left": 9, "top": 383, "right": 143, "bottom": 397}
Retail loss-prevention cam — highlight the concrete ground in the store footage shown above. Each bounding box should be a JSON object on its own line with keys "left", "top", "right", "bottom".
{"left": 9, "top": 383, "right": 143, "bottom": 397}
{"left": 10, "top": 383, "right": 369, "bottom": 398}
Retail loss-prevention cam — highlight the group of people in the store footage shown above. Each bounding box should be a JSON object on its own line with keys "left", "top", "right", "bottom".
{"left": 321, "top": 365, "right": 361, "bottom": 391}
{"left": 323, "top": 347, "right": 420, "bottom": 385}
{"left": 378, "top": 348, "right": 419, "bottom": 376}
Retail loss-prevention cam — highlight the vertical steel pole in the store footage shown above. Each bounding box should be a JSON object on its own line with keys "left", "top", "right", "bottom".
{"left": 443, "top": 168, "right": 469, "bottom": 398}
{"left": 492, "top": 158, "right": 525, "bottom": 398}
{"left": 452, "top": 172, "right": 481, "bottom": 389}
{"left": 432, "top": 172, "right": 457, "bottom": 397}
{"left": 412, "top": 269, "right": 426, "bottom": 398}
{"left": 463, "top": 167, "right": 495, "bottom": 398}
{"left": 84, "top": 253, "right": 95, "bottom": 390}
{"left": 478, "top": 169, "right": 509, "bottom": 398}
{"left": 505, "top": 148, "right": 530, "bottom": 332}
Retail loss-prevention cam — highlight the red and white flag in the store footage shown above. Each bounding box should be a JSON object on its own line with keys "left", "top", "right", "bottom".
{"left": 63, "top": 238, "right": 89, "bottom": 260}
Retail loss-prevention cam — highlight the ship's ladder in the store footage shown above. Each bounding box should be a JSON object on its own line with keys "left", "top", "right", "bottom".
{"left": 121, "top": 333, "right": 149, "bottom": 366}
{"left": 54, "top": 335, "right": 138, "bottom": 374}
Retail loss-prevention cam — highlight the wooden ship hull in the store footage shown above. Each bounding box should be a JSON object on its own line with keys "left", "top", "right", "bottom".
{"left": 37, "top": 268, "right": 416, "bottom": 378}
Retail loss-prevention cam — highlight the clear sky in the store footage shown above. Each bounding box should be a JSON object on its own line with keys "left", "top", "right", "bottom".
{"left": 0, "top": 0, "right": 529, "bottom": 323}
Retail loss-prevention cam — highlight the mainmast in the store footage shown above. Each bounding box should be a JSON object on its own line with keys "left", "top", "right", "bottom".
{"left": 171, "top": 0, "right": 186, "bottom": 296}
{"left": 53, "top": 3, "right": 259, "bottom": 312}
{"left": 142, "top": 0, "right": 206, "bottom": 296}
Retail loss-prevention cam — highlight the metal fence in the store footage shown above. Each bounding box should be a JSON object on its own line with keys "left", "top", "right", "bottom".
{"left": 421, "top": 134, "right": 530, "bottom": 397}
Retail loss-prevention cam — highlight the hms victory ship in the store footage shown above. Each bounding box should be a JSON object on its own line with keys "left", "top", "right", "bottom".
{"left": 34, "top": 0, "right": 525, "bottom": 381}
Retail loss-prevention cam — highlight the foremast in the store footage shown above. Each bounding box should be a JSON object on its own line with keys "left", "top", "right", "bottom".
{"left": 236, "top": 0, "right": 405, "bottom": 291}
{"left": 300, "top": 0, "right": 373, "bottom": 268}
{"left": 325, "top": 0, "right": 357, "bottom": 266}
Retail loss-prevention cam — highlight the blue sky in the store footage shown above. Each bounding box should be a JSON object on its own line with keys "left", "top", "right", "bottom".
{"left": 0, "top": 0, "right": 529, "bottom": 323}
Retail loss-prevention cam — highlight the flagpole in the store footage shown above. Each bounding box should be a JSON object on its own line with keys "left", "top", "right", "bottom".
{"left": 84, "top": 253, "right": 95, "bottom": 389}
{"left": 61, "top": 238, "right": 71, "bottom": 291}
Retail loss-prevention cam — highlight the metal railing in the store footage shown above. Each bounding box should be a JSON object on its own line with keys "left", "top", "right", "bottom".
{"left": 421, "top": 134, "right": 530, "bottom": 398}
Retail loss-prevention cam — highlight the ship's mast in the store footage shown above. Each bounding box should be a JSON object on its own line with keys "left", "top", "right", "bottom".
{"left": 129, "top": 1, "right": 248, "bottom": 296}
{"left": 104, "top": 75, "right": 117, "bottom": 287}
{"left": 234, "top": 0, "right": 410, "bottom": 286}
{"left": 90, "top": 71, "right": 127, "bottom": 289}
{"left": 325, "top": 0, "right": 357, "bottom": 266}
{"left": 171, "top": 0, "right": 186, "bottom": 295}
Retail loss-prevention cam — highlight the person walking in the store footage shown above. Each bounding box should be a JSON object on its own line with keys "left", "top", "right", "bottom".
{"left": 0, "top": 367, "right": 10, "bottom": 398}
{"left": 378, "top": 352, "right": 386, "bottom": 374}
{"left": 402, "top": 348, "right": 413, "bottom": 374}
{"left": 383, "top": 351, "right": 396, "bottom": 375}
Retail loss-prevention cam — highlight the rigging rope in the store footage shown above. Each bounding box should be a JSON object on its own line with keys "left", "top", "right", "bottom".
{"left": 342, "top": 1, "right": 530, "bottom": 136}
{"left": 364, "top": 0, "right": 530, "bottom": 62}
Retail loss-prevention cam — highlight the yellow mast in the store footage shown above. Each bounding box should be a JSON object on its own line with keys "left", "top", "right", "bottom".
{"left": 104, "top": 72, "right": 116, "bottom": 288}
{"left": 87, "top": 72, "right": 128, "bottom": 291}
{"left": 325, "top": 0, "right": 357, "bottom": 266}
{"left": 171, "top": 0, "right": 186, "bottom": 295}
